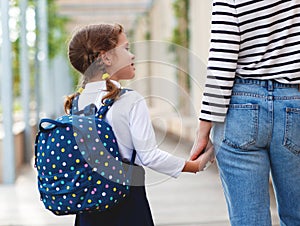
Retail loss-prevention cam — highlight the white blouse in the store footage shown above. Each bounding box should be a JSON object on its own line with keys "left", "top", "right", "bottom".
{"left": 78, "top": 80, "right": 185, "bottom": 178}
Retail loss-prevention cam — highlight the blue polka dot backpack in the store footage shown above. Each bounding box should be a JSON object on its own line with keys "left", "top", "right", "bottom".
{"left": 34, "top": 89, "right": 136, "bottom": 215}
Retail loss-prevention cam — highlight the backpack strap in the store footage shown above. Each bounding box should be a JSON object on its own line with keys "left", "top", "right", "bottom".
{"left": 71, "top": 88, "right": 131, "bottom": 117}
{"left": 96, "top": 88, "right": 131, "bottom": 119}
{"left": 71, "top": 96, "right": 98, "bottom": 116}
{"left": 96, "top": 88, "right": 136, "bottom": 165}
{"left": 130, "top": 149, "right": 137, "bottom": 165}
{"left": 70, "top": 95, "right": 80, "bottom": 115}
{"left": 70, "top": 88, "right": 136, "bottom": 164}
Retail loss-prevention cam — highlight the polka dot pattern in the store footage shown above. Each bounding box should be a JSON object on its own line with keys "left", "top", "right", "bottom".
{"left": 35, "top": 94, "right": 135, "bottom": 215}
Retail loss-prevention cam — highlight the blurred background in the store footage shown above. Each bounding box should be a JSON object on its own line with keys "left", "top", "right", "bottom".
{"left": 0, "top": 0, "right": 212, "bottom": 186}
{"left": 0, "top": 1, "right": 280, "bottom": 225}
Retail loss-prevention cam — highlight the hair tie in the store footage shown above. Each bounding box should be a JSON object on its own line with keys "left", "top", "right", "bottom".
{"left": 102, "top": 73, "right": 110, "bottom": 80}
{"left": 77, "top": 87, "right": 84, "bottom": 94}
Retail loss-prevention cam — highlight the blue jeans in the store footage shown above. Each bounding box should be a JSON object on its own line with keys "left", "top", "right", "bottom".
{"left": 212, "top": 78, "right": 300, "bottom": 226}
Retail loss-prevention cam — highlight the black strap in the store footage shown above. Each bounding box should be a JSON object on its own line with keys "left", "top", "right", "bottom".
{"left": 71, "top": 88, "right": 131, "bottom": 117}
{"left": 73, "top": 104, "right": 97, "bottom": 116}
{"left": 95, "top": 88, "right": 131, "bottom": 118}
{"left": 39, "top": 118, "right": 64, "bottom": 132}
{"left": 131, "top": 150, "right": 137, "bottom": 165}
{"left": 71, "top": 88, "right": 135, "bottom": 163}
{"left": 70, "top": 95, "right": 80, "bottom": 115}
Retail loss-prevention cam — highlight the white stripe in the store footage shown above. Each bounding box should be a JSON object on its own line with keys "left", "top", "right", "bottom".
{"left": 200, "top": 0, "right": 300, "bottom": 122}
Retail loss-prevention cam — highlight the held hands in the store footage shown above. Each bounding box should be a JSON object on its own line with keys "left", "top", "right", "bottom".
{"left": 183, "top": 141, "right": 214, "bottom": 173}
{"left": 190, "top": 120, "right": 213, "bottom": 160}
{"left": 182, "top": 120, "right": 215, "bottom": 173}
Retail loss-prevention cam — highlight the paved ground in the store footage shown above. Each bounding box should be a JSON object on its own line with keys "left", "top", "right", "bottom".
{"left": 0, "top": 130, "right": 279, "bottom": 226}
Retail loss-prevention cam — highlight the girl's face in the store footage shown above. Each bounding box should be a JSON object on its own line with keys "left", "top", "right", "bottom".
{"left": 107, "top": 32, "right": 135, "bottom": 81}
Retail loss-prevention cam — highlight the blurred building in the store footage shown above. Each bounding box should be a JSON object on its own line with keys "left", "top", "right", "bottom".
{"left": 52, "top": 0, "right": 213, "bottom": 143}
{"left": 0, "top": 0, "right": 213, "bottom": 183}
{"left": 56, "top": 0, "right": 152, "bottom": 30}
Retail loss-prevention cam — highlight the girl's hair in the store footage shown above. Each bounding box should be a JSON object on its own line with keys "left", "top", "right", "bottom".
{"left": 64, "top": 23, "right": 124, "bottom": 114}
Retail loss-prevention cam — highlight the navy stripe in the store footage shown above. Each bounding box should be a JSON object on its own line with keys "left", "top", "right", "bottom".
{"left": 241, "top": 24, "right": 300, "bottom": 45}
{"left": 238, "top": 49, "right": 300, "bottom": 66}
{"left": 209, "top": 57, "right": 237, "bottom": 63}
{"left": 201, "top": 110, "right": 227, "bottom": 117}
{"left": 208, "top": 67, "right": 236, "bottom": 72}
{"left": 205, "top": 84, "right": 233, "bottom": 90}
{"left": 237, "top": 0, "right": 291, "bottom": 18}
{"left": 238, "top": 68, "right": 300, "bottom": 77}
{"left": 202, "top": 101, "right": 230, "bottom": 108}
{"left": 240, "top": 13, "right": 300, "bottom": 36}
{"left": 239, "top": 39, "right": 300, "bottom": 60}
{"left": 201, "top": 0, "right": 300, "bottom": 122}
{"left": 239, "top": 3, "right": 300, "bottom": 27}
{"left": 236, "top": 0, "right": 263, "bottom": 8}
{"left": 210, "top": 48, "right": 239, "bottom": 54}
{"left": 243, "top": 59, "right": 300, "bottom": 71}
{"left": 207, "top": 76, "right": 235, "bottom": 81}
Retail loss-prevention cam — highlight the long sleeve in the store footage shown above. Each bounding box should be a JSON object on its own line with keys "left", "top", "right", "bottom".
{"left": 80, "top": 84, "right": 186, "bottom": 178}
{"left": 128, "top": 98, "right": 185, "bottom": 178}
{"left": 200, "top": 0, "right": 240, "bottom": 122}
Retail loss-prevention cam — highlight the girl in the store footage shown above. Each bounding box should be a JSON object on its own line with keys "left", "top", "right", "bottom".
{"left": 65, "top": 23, "right": 213, "bottom": 226}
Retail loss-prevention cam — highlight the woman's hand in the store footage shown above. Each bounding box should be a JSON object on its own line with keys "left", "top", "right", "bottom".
{"left": 182, "top": 142, "right": 214, "bottom": 173}
{"left": 190, "top": 120, "right": 213, "bottom": 161}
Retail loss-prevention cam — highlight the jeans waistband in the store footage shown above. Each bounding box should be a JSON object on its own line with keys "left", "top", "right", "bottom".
{"left": 234, "top": 78, "right": 300, "bottom": 91}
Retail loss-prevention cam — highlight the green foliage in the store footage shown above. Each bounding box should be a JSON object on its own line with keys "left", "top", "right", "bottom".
{"left": 47, "top": 0, "right": 69, "bottom": 59}
{"left": 171, "top": 0, "right": 189, "bottom": 48}
{"left": 9, "top": 0, "right": 69, "bottom": 98}
{"left": 12, "top": 38, "right": 21, "bottom": 96}
{"left": 47, "top": 1, "right": 80, "bottom": 90}
{"left": 171, "top": 0, "right": 191, "bottom": 114}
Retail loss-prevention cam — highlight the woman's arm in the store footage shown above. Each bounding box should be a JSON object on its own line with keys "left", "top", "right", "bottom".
{"left": 200, "top": 0, "right": 240, "bottom": 122}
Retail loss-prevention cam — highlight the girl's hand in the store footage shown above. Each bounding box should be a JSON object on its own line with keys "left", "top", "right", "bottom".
{"left": 182, "top": 143, "right": 214, "bottom": 173}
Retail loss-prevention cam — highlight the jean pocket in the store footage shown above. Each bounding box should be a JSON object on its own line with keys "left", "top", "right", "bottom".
{"left": 283, "top": 108, "right": 300, "bottom": 155}
{"left": 223, "top": 104, "right": 259, "bottom": 150}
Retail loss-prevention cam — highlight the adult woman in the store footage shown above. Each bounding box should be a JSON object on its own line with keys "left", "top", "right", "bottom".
{"left": 191, "top": 1, "right": 300, "bottom": 225}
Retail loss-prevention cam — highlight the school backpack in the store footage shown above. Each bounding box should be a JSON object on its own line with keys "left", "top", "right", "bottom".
{"left": 34, "top": 89, "right": 136, "bottom": 215}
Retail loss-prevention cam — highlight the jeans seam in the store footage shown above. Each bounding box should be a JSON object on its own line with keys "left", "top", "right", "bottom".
{"left": 283, "top": 108, "right": 300, "bottom": 155}
{"left": 232, "top": 91, "right": 265, "bottom": 99}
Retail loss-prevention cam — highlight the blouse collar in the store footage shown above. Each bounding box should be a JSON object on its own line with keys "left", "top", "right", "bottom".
{"left": 83, "top": 80, "right": 121, "bottom": 93}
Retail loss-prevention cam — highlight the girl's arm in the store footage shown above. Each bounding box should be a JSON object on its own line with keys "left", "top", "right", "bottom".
{"left": 129, "top": 96, "right": 185, "bottom": 177}
{"left": 129, "top": 95, "right": 214, "bottom": 175}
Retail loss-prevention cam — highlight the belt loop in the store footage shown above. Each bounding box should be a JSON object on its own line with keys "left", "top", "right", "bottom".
{"left": 298, "top": 84, "right": 300, "bottom": 92}
{"left": 268, "top": 80, "right": 274, "bottom": 91}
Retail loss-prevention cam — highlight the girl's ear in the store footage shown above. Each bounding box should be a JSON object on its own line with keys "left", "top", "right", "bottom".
{"left": 100, "top": 52, "right": 112, "bottom": 66}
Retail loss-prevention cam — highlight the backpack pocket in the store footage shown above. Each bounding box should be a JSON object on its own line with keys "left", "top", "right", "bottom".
{"left": 38, "top": 169, "right": 130, "bottom": 215}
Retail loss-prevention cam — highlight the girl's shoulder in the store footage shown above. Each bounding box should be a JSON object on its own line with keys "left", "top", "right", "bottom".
{"left": 119, "top": 89, "right": 144, "bottom": 103}
{"left": 112, "top": 89, "right": 147, "bottom": 115}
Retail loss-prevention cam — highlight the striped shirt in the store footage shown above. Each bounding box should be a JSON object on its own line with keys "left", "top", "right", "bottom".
{"left": 200, "top": 0, "right": 300, "bottom": 122}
